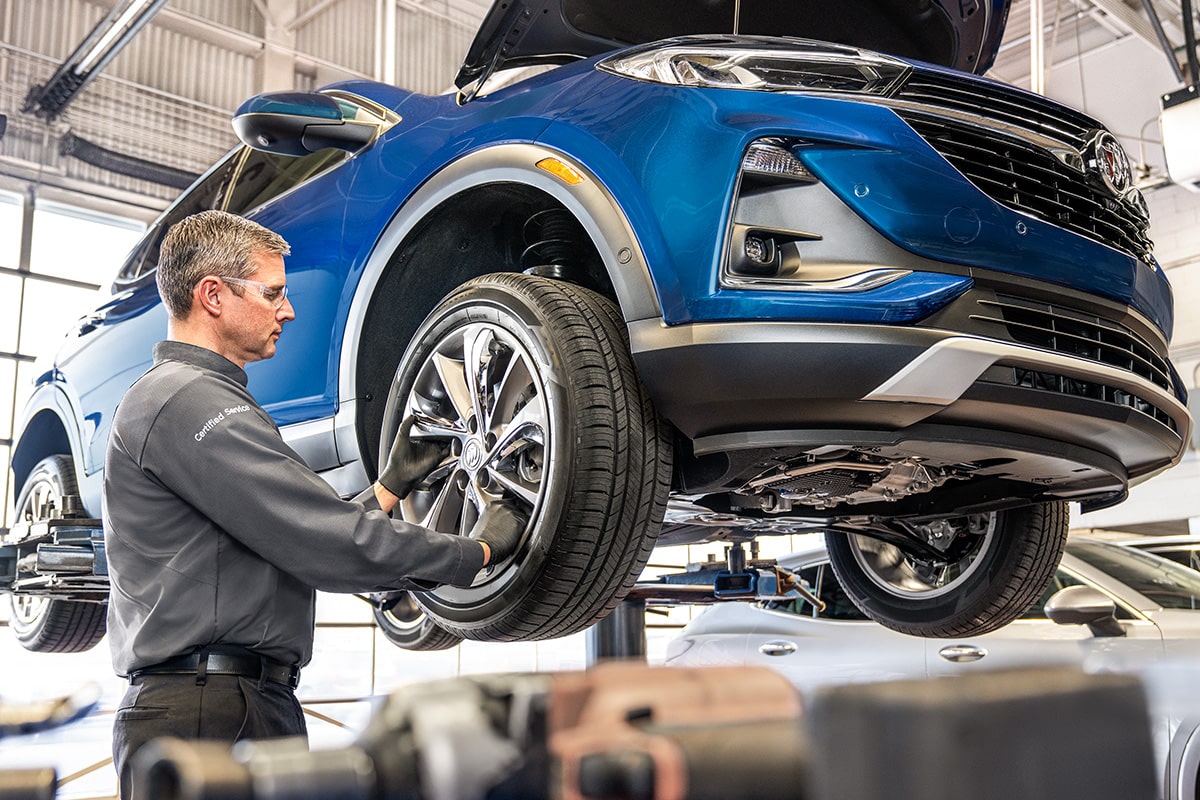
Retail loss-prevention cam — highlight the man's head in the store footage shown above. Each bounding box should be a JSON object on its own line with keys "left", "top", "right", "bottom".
{"left": 157, "top": 210, "right": 295, "bottom": 367}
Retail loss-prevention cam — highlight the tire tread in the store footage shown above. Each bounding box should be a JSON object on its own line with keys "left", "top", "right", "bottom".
{"left": 416, "top": 274, "right": 671, "bottom": 641}
{"left": 829, "top": 501, "right": 1069, "bottom": 638}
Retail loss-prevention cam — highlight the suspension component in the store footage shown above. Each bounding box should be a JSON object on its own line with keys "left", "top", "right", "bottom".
{"left": 521, "top": 208, "right": 589, "bottom": 282}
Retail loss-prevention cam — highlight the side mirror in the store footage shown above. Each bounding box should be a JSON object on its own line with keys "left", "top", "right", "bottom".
{"left": 1044, "top": 585, "right": 1126, "bottom": 638}
{"left": 232, "top": 91, "right": 380, "bottom": 156}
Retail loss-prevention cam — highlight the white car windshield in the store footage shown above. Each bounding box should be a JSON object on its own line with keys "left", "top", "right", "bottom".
{"left": 1067, "top": 540, "right": 1200, "bottom": 610}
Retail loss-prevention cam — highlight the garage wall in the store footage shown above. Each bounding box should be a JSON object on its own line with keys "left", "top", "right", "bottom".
{"left": 1155, "top": 187, "right": 1200, "bottom": 394}
{"left": 1074, "top": 184, "right": 1200, "bottom": 532}
{"left": 0, "top": 0, "right": 495, "bottom": 532}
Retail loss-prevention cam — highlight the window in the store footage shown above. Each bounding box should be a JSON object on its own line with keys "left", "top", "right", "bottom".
{"left": 0, "top": 361, "right": 14, "bottom": 440}
{"left": 222, "top": 148, "right": 349, "bottom": 216}
{"left": 117, "top": 149, "right": 244, "bottom": 282}
{"left": 116, "top": 144, "right": 349, "bottom": 284}
{"left": 1143, "top": 546, "right": 1200, "bottom": 573}
{"left": 0, "top": 274, "right": 20, "bottom": 353}
{"left": 1066, "top": 539, "right": 1200, "bottom": 611}
{"left": 30, "top": 201, "right": 144, "bottom": 285}
{"left": 0, "top": 191, "right": 21, "bottom": 269}
{"left": 19, "top": 281, "right": 104, "bottom": 360}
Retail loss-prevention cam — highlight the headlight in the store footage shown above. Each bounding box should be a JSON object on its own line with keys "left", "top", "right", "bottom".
{"left": 598, "top": 36, "right": 909, "bottom": 96}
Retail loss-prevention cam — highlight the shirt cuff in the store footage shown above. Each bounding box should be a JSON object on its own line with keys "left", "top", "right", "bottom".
{"left": 449, "top": 539, "right": 488, "bottom": 586}
{"left": 353, "top": 485, "right": 382, "bottom": 511}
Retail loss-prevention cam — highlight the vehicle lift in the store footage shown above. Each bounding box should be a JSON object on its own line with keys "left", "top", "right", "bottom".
{"left": 0, "top": 495, "right": 819, "bottom": 667}
{"left": 0, "top": 496, "right": 108, "bottom": 607}
{"left": 587, "top": 540, "right": 824, "bottom": 664}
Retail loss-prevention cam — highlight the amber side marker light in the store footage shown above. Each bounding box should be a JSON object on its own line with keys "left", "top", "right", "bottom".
{"left": 536, "top": 157, "right": 585, "bottom": 185}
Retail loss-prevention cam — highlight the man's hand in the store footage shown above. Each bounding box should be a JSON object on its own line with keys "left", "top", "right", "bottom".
{"left": 378, "top": 418, "right": 449, "bottom": 498}
{"left": 472, "top": 500, "right": 529, "bottom": 565}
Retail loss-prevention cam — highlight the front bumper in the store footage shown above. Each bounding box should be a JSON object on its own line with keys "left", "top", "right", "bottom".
{"left": 630, "top": 318, "right": 1189, "bottom": 500}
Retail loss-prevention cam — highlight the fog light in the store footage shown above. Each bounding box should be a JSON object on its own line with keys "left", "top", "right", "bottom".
{"left": 745, "top": 235, "right": 774, "bottom": 265}
{"left": 731, "top": 230, "right": 781, "bottom": 277}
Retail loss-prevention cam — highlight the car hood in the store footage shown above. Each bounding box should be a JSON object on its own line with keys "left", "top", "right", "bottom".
{"left": 456, "top": 0, "right": 1010, "bottom": 87}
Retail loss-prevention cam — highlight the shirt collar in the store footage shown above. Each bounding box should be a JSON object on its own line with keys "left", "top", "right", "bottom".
{"left": 153, "top": 341, "right": 249, "bottom": 387}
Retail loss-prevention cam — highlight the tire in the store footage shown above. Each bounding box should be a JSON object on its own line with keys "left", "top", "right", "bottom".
{"left": 826, "top": 501, "right": 1068, "bottom": 637}
{"left": 5, "top": 455, "right": 108, "bottom": 653}
{"left": 379, "top": 273, "right": 672, "bottom": 641}
{"left": 371, "top": 591, "right": 462, "bottom": 651}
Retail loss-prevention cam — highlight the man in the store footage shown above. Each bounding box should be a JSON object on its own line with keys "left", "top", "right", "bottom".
{"left": 103, "top": 210, "right": 525, "bottom": 798}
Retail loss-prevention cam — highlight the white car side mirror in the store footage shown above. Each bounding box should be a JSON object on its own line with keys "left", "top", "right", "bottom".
{"left": 1044, "top": 585, "right": 1126, "bottom": 638}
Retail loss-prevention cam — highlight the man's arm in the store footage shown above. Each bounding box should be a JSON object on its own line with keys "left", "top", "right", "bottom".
{"left": 142, "top": 377, "right": 486, "bottom": 591}
{"left": 368, "top": 481, "right": 491, "bottom": 564}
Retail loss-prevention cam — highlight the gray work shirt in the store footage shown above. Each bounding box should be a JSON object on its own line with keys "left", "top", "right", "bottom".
{"left": 104, "top": 341, "right": 484, "bottom": 676}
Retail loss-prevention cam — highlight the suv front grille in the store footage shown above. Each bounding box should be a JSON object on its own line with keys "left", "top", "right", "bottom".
{"left": 891, "top": 75, "right": 1152, "bottom": 260}
{"left": 896, "top": 73, "right": 1098, "bottom": 146}
{"left": 971, "top": 294, "right": 1178, "bottom": 432}
{"left": 1005, "top": 367, "right": 1178, "bottom": 433}
{"left": 971, "top": 295, "right": 1173, "bottom": 392}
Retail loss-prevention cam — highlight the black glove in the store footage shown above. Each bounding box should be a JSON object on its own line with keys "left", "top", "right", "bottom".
{"left": 471, "top": 500, "right": 529, "bottom": 565}
{"left": 378, "top": 418, "right": 449, "bottom": 498}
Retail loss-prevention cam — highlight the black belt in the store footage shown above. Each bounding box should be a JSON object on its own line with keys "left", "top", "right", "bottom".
{"left": 130, "top": 648, "right": 300, "bottom": 689}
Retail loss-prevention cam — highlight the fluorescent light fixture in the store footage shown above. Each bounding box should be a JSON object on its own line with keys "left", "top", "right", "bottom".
{"left": 75, "top": 0, "right": 158, "bottom": 74}
{"left": 1161, "top": 85, "right": 1200, "bottom": 192}
{"left": 22, "top": 0, "right": 167, "bottom": 120}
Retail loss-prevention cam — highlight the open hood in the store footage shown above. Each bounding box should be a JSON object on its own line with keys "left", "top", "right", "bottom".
{"left": 456, "top": 0, "right": 1010, "bottom": 88}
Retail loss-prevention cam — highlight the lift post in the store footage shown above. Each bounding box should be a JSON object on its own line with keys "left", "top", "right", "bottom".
{"left": 585, "top": 542, "right": 825, "bottom": 666}
{"left": 585, "top": 598, "right": 647, "bottom": 665}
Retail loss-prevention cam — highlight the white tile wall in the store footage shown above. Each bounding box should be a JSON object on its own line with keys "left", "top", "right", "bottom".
{"left": 1077, "top": 183, "right": 1200, "bottom": 531}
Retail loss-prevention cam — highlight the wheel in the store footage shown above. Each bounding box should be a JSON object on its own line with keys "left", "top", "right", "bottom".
{"left": 5, "top": 455, "right": 107, "bottom": 653}
{"left": 370, "top": 591, "right": 462, "bottom": 651}
{"left": 380, "top": 273, "right": 672, "bottom": 641}
{"left": 826, "top": 501, "right": 1068, "bottom": 637}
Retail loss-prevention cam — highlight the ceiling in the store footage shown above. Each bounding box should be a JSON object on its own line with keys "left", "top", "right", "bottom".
{"left": 988, "top": 0, "right": 1197, "bottom": 183}
{"left": 1, "top": 0, "right": 1195, "bottom": 210}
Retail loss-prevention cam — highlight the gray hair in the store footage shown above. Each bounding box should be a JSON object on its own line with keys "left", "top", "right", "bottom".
{"left": 156, "top": 210, "right": 291, "bottom": 319}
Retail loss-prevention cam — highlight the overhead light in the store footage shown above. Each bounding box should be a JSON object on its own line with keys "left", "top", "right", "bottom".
{"left": 22, "top": 0, "right": 168, "bottom": 120}
{"left": 75, "top": 0, "right": 158, "bottom": 74}
{"left": 1161, "top": 85, "right": 1200, "bottom": 192}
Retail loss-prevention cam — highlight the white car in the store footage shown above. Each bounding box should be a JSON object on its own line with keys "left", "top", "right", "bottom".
{"left": 1121, "top": 535, "right": 1200, "bottom": 572}
{"left": 664, "top": 535, "right": 1200, "bottom": 800}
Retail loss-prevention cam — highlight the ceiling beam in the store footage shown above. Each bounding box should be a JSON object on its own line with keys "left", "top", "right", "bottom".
{"left": 286, "top": 0, "right": 345, "bottom": 31}
{"left": 152, "top": 6, "right": 264, "bottom": 56}
{"left": 1085, "top": 0, "right": 1171, "bottom": 52}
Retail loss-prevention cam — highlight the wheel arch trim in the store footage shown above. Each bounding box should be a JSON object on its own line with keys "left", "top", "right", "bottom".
{"left": 10, "top": 383, "right": 85, "bottom": 501}
{"left": 334, "top": 142, "right": 663, "bottom": 463}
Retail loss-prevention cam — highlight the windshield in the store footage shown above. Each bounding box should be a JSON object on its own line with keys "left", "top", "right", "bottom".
{"left": 1066, "top": 540, "right": 1200, "bottom": 610}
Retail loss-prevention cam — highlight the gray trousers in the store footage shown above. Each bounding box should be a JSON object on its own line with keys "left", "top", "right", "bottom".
{"left": 112, "top": 673, "right": 307, "bottom": 800}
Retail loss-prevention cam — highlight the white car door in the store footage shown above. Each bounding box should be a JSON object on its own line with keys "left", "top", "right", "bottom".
{"left": 669, "top": 560, "right": 927, "bottom": 697}
{"left": 925, "top": 566, "right": 1165, "bottom": 678}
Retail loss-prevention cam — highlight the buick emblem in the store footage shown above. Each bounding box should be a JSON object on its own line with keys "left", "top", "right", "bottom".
{"left": 1085, "top": 130, "right": 1132, "bottom": 196}
{"left": 462, "top": 438, "right": 484, "bottom": 471}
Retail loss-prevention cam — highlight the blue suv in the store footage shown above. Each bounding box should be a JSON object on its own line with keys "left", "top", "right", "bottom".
{"left": 5, "top": 0, "right": 1189, "bottom": 653}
